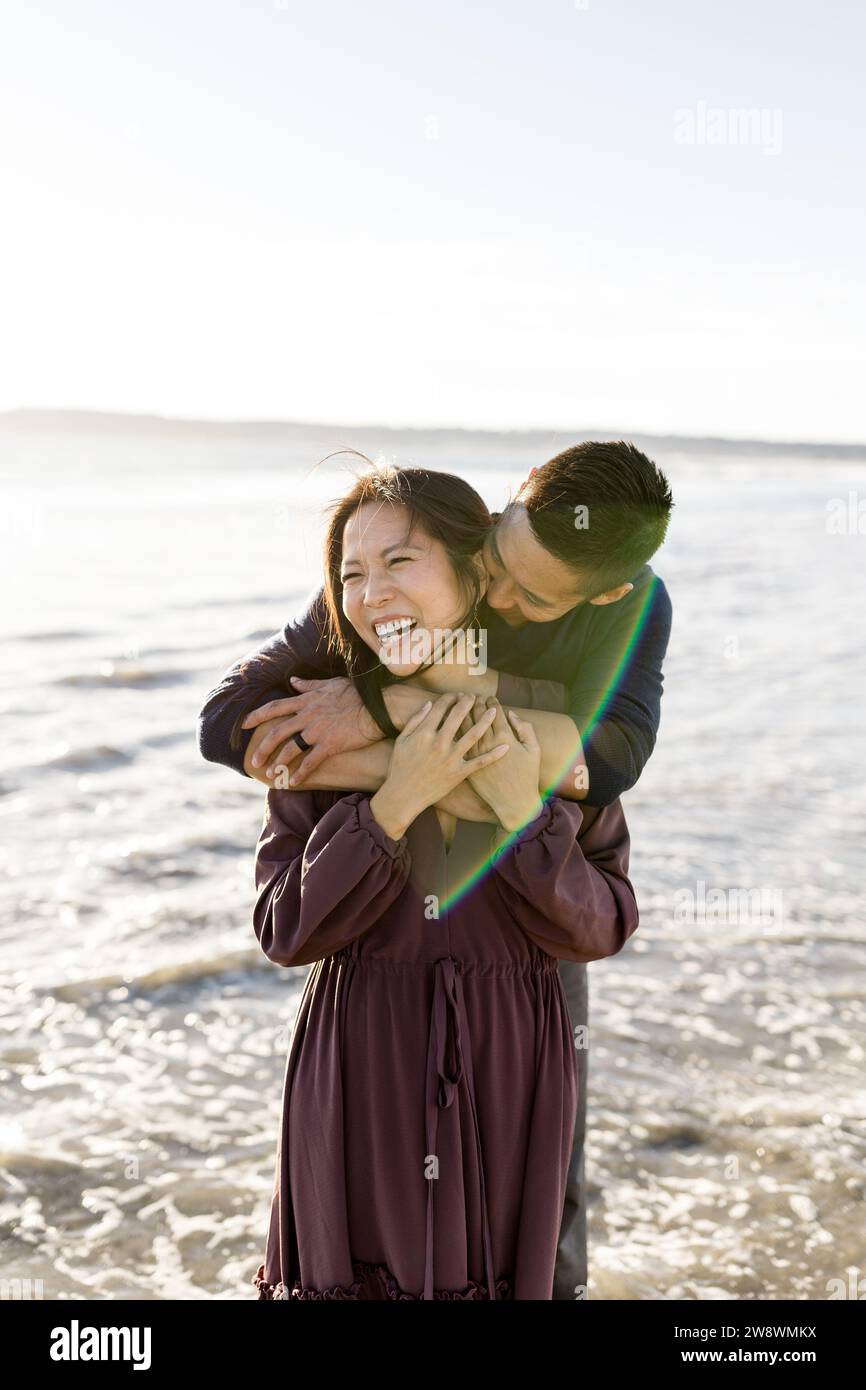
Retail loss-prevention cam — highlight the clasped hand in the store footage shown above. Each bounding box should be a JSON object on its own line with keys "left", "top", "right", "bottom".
{"left": 381, "top": 692, "right": 544, "bottom": 833}
{"left": 455, "top": 695, "right": 545, "bottom": 831}
{"left": 379, "top": 693, "right": 505, "bottom": 818}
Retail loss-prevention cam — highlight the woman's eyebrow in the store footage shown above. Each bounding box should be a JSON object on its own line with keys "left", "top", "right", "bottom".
{"left": 383, "top": 541, "right": 424, "bottom": 555}
{"left": 342, "top": 540, "right": 425, "bottom": 566}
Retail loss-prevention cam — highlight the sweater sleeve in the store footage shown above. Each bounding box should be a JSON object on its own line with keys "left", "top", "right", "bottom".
{"left": 490, "top": 797, "right": 638, "bottom": 964}
{"left": 253, "top": 788, "right": 412, "bottom": 967}
{"left": 567, "top": 572, "right": 672, "bottom": 806}
{"left": 496, "top": 671, "right": 568, "bottom": 713}
{"left": 196, "top": 585, "right": 338, "bottom": 776}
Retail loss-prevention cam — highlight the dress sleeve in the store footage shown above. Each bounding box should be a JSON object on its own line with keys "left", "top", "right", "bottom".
{"left": 253, "top": 788, "right": 412, "bottom": 967}
{"left": 490, "top": 797, "right": 638, "bottom": 963}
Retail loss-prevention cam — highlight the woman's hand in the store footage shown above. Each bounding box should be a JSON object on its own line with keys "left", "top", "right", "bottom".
{"left": 433, "top": 779, "right": 498, "bottom": 824}
{"left": 458, "top": 696, "right": 544, "bottom": 831}
{"left": 369, "top": 693, "right": 508, "bottom": 841}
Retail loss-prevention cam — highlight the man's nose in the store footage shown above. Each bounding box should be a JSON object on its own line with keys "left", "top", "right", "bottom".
{"left": 485, "top": 574, "right": 513, "bottom": 609}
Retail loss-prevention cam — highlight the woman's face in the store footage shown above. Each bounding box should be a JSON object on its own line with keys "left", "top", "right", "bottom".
{"left": 339, "top": 501, "right": 488, "bottom": 676}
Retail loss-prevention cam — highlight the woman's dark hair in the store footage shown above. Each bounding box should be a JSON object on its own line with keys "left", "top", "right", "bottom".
{"left": 226, "top": 453, "right": 493, "bottom": 758}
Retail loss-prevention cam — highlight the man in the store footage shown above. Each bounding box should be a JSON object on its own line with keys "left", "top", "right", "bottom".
{"left": 198, "top": 438, "right": 673, "bottom": 1299}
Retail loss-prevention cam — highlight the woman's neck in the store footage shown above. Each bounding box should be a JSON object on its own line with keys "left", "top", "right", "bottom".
{"left": 434, "top": 805, "right": 457, "bottom": 849}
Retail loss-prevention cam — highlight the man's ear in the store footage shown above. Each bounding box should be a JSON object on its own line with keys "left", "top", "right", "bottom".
{"left": 588, "top": 582, "right": 633, "bottom": 607}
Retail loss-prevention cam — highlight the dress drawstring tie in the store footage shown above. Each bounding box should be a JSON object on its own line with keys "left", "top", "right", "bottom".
{"left": 423, "top": 956, "right": 498, "bottom": 1300}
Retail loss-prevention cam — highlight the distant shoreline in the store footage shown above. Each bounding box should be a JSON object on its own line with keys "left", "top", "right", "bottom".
{"left": 1, "top": 407, "right": 865, "bottom": 461}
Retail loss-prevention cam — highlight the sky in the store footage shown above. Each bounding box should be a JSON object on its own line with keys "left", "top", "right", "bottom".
{"left": 1, "top": 0, "right": 864, "bottom": 441}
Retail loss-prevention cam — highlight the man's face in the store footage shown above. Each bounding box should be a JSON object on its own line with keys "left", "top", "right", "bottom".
{"left": 482, "top": 503, "right": 632, "bottom": 626}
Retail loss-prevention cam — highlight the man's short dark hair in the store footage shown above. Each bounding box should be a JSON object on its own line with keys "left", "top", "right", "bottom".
{"left": 516, "top": 440, "right": 673, "bottom": 598}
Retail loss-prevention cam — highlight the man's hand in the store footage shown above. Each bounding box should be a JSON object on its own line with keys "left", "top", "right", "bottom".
{"left": 241, "top": 676, "right": 383, "bottom": 783}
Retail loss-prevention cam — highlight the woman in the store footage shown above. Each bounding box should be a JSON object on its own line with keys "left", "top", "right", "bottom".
{"left": 245, "top": 464, "right": 639, "bottom": 1299}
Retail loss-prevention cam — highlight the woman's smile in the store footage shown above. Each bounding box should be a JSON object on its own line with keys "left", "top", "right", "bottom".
{"left": 370, "top": 615, "right": 418, "bottom": 640}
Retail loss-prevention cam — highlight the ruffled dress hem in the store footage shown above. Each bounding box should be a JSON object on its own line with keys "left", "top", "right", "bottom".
{"left": 253, "top": 1260, "right": 512, "bottom": 1301}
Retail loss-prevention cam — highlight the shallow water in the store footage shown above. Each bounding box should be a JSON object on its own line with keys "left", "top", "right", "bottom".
{"left": 1, "top": 428, "right": 864, "bottom": 1299}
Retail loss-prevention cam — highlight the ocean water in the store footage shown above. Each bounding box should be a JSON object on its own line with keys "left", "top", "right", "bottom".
{"left": 0, "top": 424, "right": 864, "bottom": 1300}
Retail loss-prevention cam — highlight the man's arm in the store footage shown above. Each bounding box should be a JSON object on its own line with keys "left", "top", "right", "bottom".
{"left": 413, "top": 653, "right": 569, "bottom": 715}
{"left": 197, "top": 585, "right": 336, "bottom": 776}
{"left": 197, "top": 580, "right": 587, "bottom": 802}
{"left": 565, "top": 572, "right": 672, "bottom": 806}
{"left": 251, "top": 681, "right": 586, "bottom": 804}
{"left": 197, "top": 632, "right": 297, "bottom": 775}
{"left": 196, "top": 592, "right": 500, "bottom": 822}
{"left": 263, "top": 736, "right": 493, "bottom": 821}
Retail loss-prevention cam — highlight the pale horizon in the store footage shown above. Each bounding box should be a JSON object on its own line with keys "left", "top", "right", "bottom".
{"left": 3, "top": 404, "right": 866, "bottom": 454}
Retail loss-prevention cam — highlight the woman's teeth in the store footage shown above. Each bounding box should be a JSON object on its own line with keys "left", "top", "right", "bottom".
{"left": 374, "top": 618, "right": 416, "bottom": 638}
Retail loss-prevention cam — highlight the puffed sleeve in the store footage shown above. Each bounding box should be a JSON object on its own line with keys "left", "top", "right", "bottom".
{"left": 490, "top": 797, "right": 638, "bottom": 963}
{"left": 253, "top": 788, "right": 412, "bottom": 967}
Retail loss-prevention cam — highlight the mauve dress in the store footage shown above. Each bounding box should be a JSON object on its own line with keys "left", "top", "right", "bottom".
{"left": 251, "top": 786, "right": 638, "bottom": 1301}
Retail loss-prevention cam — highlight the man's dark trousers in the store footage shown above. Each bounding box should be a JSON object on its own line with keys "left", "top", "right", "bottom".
{"left": 554, "top": 958, "right": 588, "bottom": 1299}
